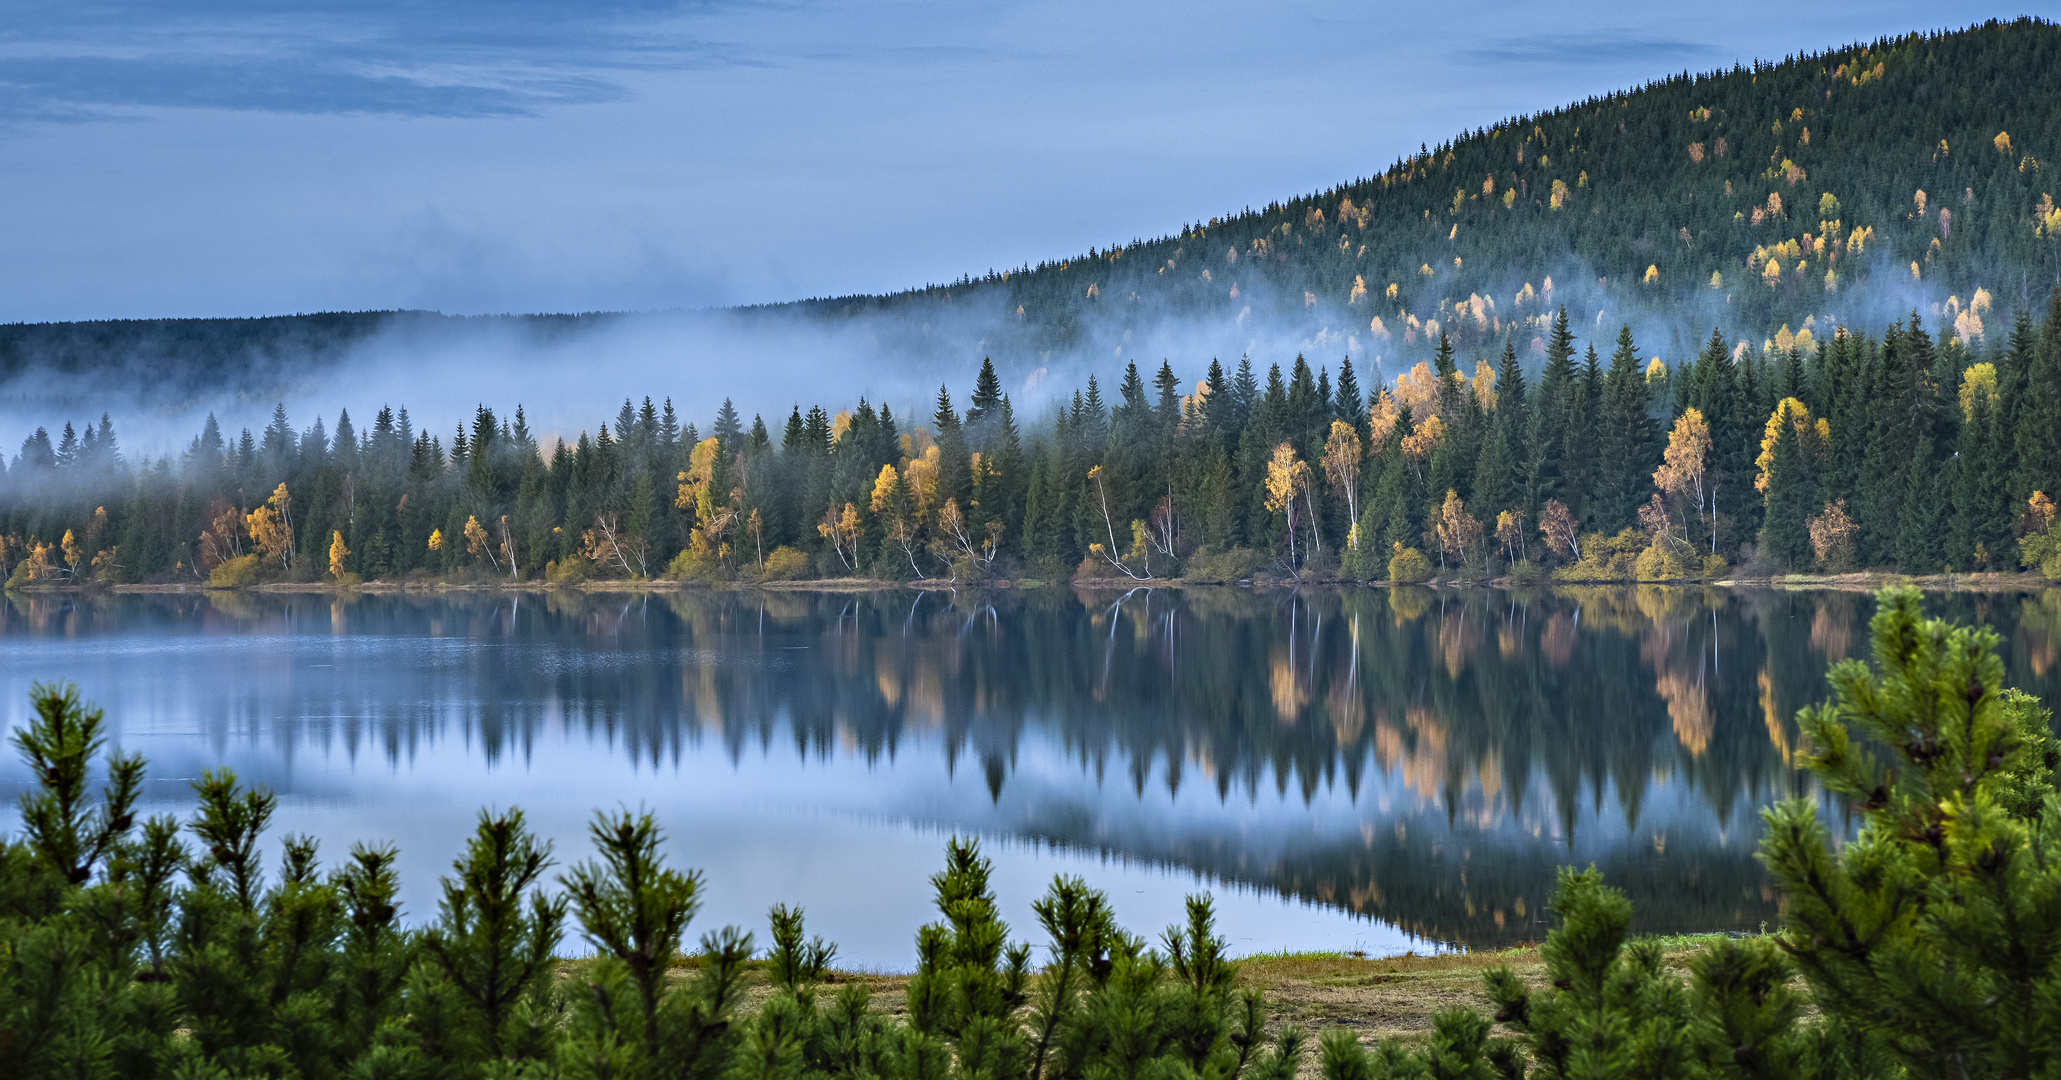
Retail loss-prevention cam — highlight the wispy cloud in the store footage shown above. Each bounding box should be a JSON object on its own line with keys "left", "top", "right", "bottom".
{"left": 0, "top": 0, "right": 766, "bottom": 121}
{"left": 1462, "top": 34, "right": 1714, "bottom": 65}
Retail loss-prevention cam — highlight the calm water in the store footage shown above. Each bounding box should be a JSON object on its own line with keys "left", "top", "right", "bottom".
{"left": 1, "top": 585, "right": 2057, "bottom": 968}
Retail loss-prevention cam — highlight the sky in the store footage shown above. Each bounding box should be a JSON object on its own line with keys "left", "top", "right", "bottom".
{"left": 0, "top": 0, "right": 2049, "bottom": 324}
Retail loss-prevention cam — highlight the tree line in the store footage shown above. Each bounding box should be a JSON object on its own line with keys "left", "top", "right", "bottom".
{"left": 5, "top": 294, "right": 2061, "bottom": 587}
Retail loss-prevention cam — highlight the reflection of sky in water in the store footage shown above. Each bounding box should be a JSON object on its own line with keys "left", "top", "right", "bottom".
{"left": 0, "top": 624, "right": 1424, "bottom": 968}
{"left": 1, "top": 588, "right": 2053, "bottom": 965}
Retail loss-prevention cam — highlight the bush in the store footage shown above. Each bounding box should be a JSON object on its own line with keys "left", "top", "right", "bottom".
{"left": 1632, "top": 539, "right": 1695, "bottom": 580}
{"left": 2023, "top": 495, "right": 2061, "bottom": 577}
{"left": 1386, "top": 545, "right": 1432, "bottom": 583}
{"left": 545, "top": 555, "right": 594, "bottom": 585}
{"left": 1183, "top": 546, "right": 1262, "bottom": 583}
{"left": 207, "top": 553, "right": 259, "bottom": 588}
{"left": 1554, "top": 528, "right": 1645, "bottom": 581}
{"left": 758, "top": 546, "right": 810, "bottom": 581}
{"left": 4, "top": 554, "right": 42, "bottom": 589}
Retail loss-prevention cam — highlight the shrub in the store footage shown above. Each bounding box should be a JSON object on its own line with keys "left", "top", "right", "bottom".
{"left": 1184, "top": 546, "right": 1262, "bottom": 583}
{"left": 2023, "top": 492, "right": 2061, "bottom": 577}
{"left": 1554, "top": 528, "right": 1645, "bottom": 581}
{"left": 758, "top": 546, "right": 810, "bottom": 581}
{"left": 1386, "top": 545, "right": 1432, "bottom": 583}
{"left": 1503, "top": 558, "right": 1543, "bottom": 582}
{"left": 1632, "top": 539, "right": 1695, "bottom": 580}
{"left": 207, "top": 553, "right": 259, "bottom": 588}
{"left": 545, "top": 555, "right": 594, "bottom": 585}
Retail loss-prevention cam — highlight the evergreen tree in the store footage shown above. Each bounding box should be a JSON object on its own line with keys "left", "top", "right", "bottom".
{"left": 1525, "top": 308, "right": 1576, "bottom": 512}
{"left": 2016, "top": 292, "right": 2061, "bottom": 504}
{"left": 1893, "top": 435, "right": 1946, "bottom": 571}
{"left": 1563, "top": 344, "right": 1601, "bottom": 529}
{"left": 1759, "top": 414, "right": 1813, "bottom": 569}
{"left": 1592, "top": 326, "right": 1656, "bottom": 529}
{"left": 1333, "top": 356, "right": 1364, "bottom": 432}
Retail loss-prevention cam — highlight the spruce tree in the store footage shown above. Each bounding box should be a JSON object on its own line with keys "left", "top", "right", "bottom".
{"left": 966, "top": 357, "right": 1004, "bottom": 441}
{"left": 2015, "top": 292, "right": 2061, "bottom": 505}
{"left": 933, "top": 385, "right": 971, "bottom": 512}
{"left": 1333, "top": 356, "right": 1364, "bottom": 432}
{"left": 1893, "top": 435, "right": 1946, "bottom": 572}
{"left": 1563, "top": 345, "right": 1601, "bottom": 529}
{"left": 1592, "top": 326, "right": 1656, "bottom": 530}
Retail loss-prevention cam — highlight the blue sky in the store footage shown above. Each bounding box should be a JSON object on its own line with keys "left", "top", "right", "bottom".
{"left": 0, "top": 0, "right": 2045, "bottom": 322}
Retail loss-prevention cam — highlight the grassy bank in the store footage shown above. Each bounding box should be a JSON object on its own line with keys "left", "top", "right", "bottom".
{"left": 571, "top": 938, "right": 1750, "bottom": 1049}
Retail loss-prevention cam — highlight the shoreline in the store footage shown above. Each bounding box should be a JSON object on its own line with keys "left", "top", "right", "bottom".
{"left": 2, "top": 569, "right": 2053, "bottom": 596}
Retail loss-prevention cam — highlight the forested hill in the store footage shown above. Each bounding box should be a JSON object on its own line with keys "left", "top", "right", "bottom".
{"left": 5, "top": 18, "right": 2060, "bottom": 391}
{"left": 780, "top": 17, "right": 2061, "bottom": 365}
{"left": 0, "top": 310, "right": 619, "bottom": 402}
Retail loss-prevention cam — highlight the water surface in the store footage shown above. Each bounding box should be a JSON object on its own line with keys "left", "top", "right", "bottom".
{"left": 2, "top": 585, "right": 2056, "bottom": 967}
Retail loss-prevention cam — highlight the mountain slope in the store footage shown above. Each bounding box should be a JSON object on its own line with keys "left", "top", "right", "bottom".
{"left": 4, "top": 18, "right": 2059, "bottom": 389}
{"left": 785, "top": 17, "right": 2061, "bottom": 366}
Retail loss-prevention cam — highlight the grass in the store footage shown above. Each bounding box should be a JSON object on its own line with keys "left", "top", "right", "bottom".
{"left": 558, "top": 934, "right": 1756, "bottom": 1047}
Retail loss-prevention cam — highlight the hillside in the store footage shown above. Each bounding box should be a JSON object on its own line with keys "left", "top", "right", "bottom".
{"left": 784, "top": 17, "right": 2061, "bottom": 365}
{"left": 5, "top": 19, "right": 2057, "bottom": 389}
{"left": 6, "top": 19, "right": 2061, "bottom": 594}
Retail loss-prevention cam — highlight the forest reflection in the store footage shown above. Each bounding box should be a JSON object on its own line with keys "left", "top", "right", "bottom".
{"left": 3, "top": 585, "right": 2058, "bottom": 948}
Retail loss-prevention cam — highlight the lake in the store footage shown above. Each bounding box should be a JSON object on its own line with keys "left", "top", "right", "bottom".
{"left": 2, "top": 585, "right": 2057, "bottom": 968}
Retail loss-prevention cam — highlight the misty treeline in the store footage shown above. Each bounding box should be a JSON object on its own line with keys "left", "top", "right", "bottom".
{"left": 8, "top": 294, "right": 2061, "bottom": 587}
{"left": 10, "top": 588, "right": 2061, "bottom": 1078}
{"left": 800, "top": 19, "right": 2061, "bottom": 371}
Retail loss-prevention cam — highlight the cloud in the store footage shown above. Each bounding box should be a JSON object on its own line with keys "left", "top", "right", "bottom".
{"left": 0, "top": 0, "right": 764, "bottom": 121}
{"left": 1462, "top": 34, "right": 1714, "bottom": 65}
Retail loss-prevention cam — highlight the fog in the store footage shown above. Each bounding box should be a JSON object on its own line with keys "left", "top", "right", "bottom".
{"left": 0, "top": 237, "right": 2025, "bottom": 467}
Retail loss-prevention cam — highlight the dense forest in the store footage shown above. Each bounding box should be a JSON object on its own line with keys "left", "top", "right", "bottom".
{"left": 9, "top": 18, "right": 2061, "bottom": 588}
{"left": 5, "top": 291, "right": 2061, "bottom": 587}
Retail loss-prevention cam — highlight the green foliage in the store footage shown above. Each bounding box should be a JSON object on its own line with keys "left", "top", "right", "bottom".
{"left": 547, "top": 555, "right": 596, "bottom": 585}
{"left": 760, "top": 545, "right": 811, "bottom": 581}
{"left": 1387, "top": 546, "right": 1433, "bottom": 583}
{"left": 1632, "top": 538, "right": 1696, "bottom": 580}
{"left": 1299, "top": 585, "right": 2061, "bottom": 1079}
{"left": 9, "top": 293, "right": 2061, "bottom": 588}
{"left": 1553, "top": 529, "right": 1646, "bottom": 581}
{"left": 15, "top": 25, "right": 2061, "bottom": 587}
{"left": 1758, "top": 586, "right": 2061, "bottom": 1078}
{"left": 207, "top": 553, "right": 259, "bottom": 588}
{"left": 0, "top": 683, "right": 1312, "bottom": 1080}
{"left": 11, "top": 683, "right": 142, "bottom": 888}
{"left": 423, "top": 808, "right": 568, "bottom": 1062}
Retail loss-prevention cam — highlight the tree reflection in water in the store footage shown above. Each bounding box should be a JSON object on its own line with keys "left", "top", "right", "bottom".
{"left": 1, "top": 585, "right": 2056, "bottom": 948}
